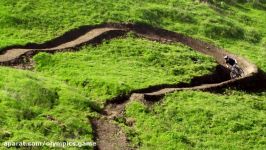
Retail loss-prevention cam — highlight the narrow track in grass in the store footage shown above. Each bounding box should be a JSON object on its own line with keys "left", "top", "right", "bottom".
{"left": 0, "top": 23, "right": 264, "bottom": 150}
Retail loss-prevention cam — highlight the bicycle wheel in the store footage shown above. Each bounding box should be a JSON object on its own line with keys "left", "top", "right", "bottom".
{"left": 230, "top": 71, "right": 237, "bottom": 79}
{"left": 235, "top": 66, "right": 244, "bottom": 77}
{"left": 239, "top": 68, "right": 244, "bottom": 76}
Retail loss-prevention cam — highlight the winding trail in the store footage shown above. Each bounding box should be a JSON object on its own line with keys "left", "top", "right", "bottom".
{"left": 0, "top": 23, "right": 263, "bottom": 150}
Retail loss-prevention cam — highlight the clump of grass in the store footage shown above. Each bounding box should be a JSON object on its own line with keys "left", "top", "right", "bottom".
{"left": 245, "top": 28, "right": 262, "bottom": 43}
{"left": 252, "top": 0, "right": 266, "bottom": 10}
{"left": 136, "top": 5, "right": 196, "bottom": 26}
{"left": 203, "top": 0, "right": 265, "bottom": 10}
{"left": 202, "top": 17, "right": 244, "bottom": 39}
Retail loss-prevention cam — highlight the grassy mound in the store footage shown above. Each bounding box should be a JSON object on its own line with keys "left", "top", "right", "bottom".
{"left": 0, "top": 67, "right": 96, "bottom": 149}
{"left": 125, "top": 90, "right": 266, "bottom": 149}
{"left": 33, "top": 36, "right": 216, "bottom": 101}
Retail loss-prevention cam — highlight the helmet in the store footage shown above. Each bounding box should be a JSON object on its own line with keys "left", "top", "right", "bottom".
{"left": 224, "top": 55, "right": 229, "bottom": 59}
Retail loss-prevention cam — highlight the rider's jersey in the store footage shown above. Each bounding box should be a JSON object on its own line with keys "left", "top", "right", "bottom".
{"left": 226, "top": 57, "right": 237, "bottom": 66}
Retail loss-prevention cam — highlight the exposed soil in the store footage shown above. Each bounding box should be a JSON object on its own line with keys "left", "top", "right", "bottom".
{"left": 91, "top": 118, "right": 130, "bottom": 150}
{"left": 1, "top": 22, "right": 265, "bottom": 150}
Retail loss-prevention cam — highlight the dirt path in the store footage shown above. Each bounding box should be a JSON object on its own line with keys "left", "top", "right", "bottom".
{"left": 0, "top": 23, "right": 261, "bottom": 150}
{"left": 91, "top": 118, "right": 130, "bottom": 150}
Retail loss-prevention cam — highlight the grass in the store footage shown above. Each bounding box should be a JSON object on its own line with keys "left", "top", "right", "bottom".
{"left": 33, "top": 36, "right": 216, "bottom": 102}
{"left": 125, "top": 90, "right": 266, "bottom": 149}
{"left": 0, "top": 67, "right": 96, "bottom": 149}
{"left": 0, "top": 0, "right": 265, "bottom": 70}
{"left": 0, "top": 0, "right": 265, "bottom": 149}
{"left": 0, "top": 35, "right": 216, "bottom": 149}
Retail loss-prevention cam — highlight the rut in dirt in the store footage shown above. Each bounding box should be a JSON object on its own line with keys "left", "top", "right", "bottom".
{"left": 1, "top": 23, "right": 265, "bottom": 150}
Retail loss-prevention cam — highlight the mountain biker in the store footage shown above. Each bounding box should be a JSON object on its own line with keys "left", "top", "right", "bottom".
{"left": 224, "top": 55, "right": 237, "bottom": 68}
{"left": 224, "top": 55, "right": 244, "bottom": 78}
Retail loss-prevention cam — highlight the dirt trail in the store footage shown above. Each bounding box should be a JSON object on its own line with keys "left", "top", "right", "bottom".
{"left": 0, "top": 28, "right": 122, "bottom": 63}
{"left": 91, "top": 118, "right": 130, "bottom": 150}
{"left": 0, "top": 23, "right": 262, "bottom": 150}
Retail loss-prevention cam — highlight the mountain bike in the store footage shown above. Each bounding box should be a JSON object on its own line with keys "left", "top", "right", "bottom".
{"left": 229, "top": 64, "right": 244, "bottom": 79}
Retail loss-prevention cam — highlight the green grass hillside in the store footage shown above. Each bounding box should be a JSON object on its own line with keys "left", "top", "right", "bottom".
{"left": 0, "top": 67, "right": 96, "bottom": 147}
{"left": 0, "top": 0, "right": 265, "bottom": 149}
{"left": 0, "top": 0, "right": 265, "bottom": 70}
{"left": 125, "top": 90, "right": 266, "bottom": 149}
{"left": 0, "top": 35, "right": 215, "bottom": 149}
{"left": 33, "top": 36, "right": 216, "bottom": 102}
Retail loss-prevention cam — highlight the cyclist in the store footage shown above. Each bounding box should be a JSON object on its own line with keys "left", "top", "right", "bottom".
{"left": 224, "top": 55, "right": 237, "bottom": 68}
{"left": 224, "top": 55, "right": 244, "bottom": 78}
